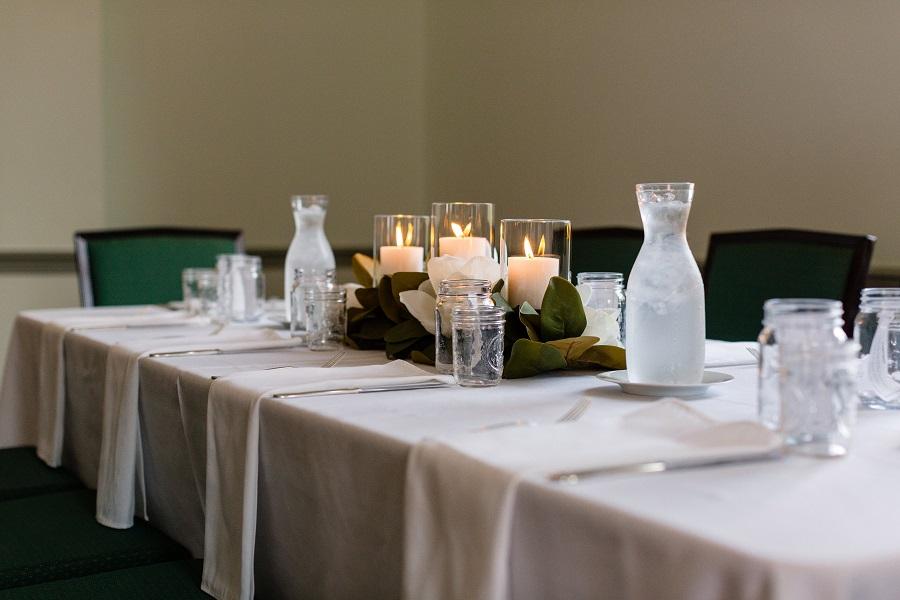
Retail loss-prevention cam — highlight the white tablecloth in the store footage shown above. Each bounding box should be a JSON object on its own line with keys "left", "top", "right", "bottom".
{"left": 4, "top": 307, "right": 900, "bottom": 600}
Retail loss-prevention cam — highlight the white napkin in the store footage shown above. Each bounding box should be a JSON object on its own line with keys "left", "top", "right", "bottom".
{"left": 403, "top": 398, "right": 780, "bottom": 600}
{"left": 704, "top": 339, "right": 758, "bottom": 368}
{"left": 35, "top": 310, "right": 201, "bottom": 466}
{"left": 202, "top": 361, "right": 455, "bottom": 600}
{"left": 95, "top": 328, "right": 287, "bottom": 529}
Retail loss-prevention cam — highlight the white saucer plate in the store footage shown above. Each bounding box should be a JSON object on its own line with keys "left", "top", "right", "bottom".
{"left": 595, "top": 370, "right": 734, "bottom": 397}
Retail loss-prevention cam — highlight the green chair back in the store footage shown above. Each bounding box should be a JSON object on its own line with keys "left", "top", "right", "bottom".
{"left": 571, "top": 227, "right": 643, "bottom": 284}
{"left": 704, "top": 229, "right": 875, "bottom": 341}
{"left": 75, "top": 228, "right": 243, "bottom": 307}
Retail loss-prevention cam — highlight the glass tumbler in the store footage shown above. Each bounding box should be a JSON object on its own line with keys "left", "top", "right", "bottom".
{"left": 194, "top": 269, "right": 219, "bottom": 318}
{"left": 854, "top": 288, "right": 900, "bottom": 409}
{"left": 305, "top": 288, "right": 347, "bottom": 351}
{"left": 216, "top": 254, "right": 266, "bottom": 323}
{"left": 451, "top": 306, "right": 506, "bottom": 386}
{"left": 182, "top": 268, "right": 216, "bottom": 316}
{"left": 758, "top": 299, "right": 846, "bottom": 430}
{"left": 577, "top": 272, "right": 625, "bottom": 346}
{"left": 291, "top": 269, "right": 338, "bottom": 337}
{"left": 779, "top": 339, "right": 860, "bottom": 457}
{"left": 434, "top": 279, "right": 493, "bottom": 374}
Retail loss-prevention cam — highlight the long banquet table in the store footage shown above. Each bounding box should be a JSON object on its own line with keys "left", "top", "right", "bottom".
{"left": 4, "top": 306, "right": 900, "bottom": 600}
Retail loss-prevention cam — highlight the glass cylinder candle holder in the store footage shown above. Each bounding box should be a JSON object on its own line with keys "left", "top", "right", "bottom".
{"left": 373, "top": 214, "right": 430, "bottom": 282}
{"left": 431, "top": 202, "right": 495, "bottom": 259}
{"left": 500, "top": 219, "right": 571, "bottom": 309}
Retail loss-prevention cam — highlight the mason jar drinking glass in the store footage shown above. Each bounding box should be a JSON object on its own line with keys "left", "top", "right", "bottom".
{"left": 451, "top": 306, "right": 506, "bottom": 386}
{"left": 854, "top": 288, "right": 900, "bottom": 409}
{"left": 758, "top": 299, "right": 846, "bottom": 430}
{"left": 434, "top": 279, "right": 493, "bottom": 374}
{"left": 304, "top": 287, "right": 347, "bottom": 351}
{"left": 577, "top": 272, "right": 625, "bottom": 346}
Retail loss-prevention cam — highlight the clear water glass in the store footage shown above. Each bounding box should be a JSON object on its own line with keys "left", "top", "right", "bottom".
{"left": 577, "top": 272, "right": 625, "bottom": 346}
{"left": 854, "top": 288, "right": 900, "bottom": 409}
{"left": 182, "top": 268, "right": 217, "bottom": 316}
{"left": 434, "top": 279, "right": 493, "bottom": 374}
{"left": 779, "top": 339, "right": 860, "bottom": 457}
{"left": 290, "top": 269, "right": 338, "bottom": 337}
{"left": 216, "top": 254, "right": 266, "bottom": 323}
{"left": 194, "top": 269, "right": 219, "bottom": 318}
{"left": 758, "top": 299, "right": 846, "bottom": 430}
{"left": 305, "top": 288, "right": 347, "bottom": 351}
{"left": 451, "top": 306, "right": 505, "bottom": 386}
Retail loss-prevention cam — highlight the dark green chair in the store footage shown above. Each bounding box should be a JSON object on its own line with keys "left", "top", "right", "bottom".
{"left": 0, "top": 560, "right": 210, "bottom": 600}
{"left": 0, "top": 490, "right": 188, "bottom": 589}
{"left": 0, "top": 447, "right": 82, "bottom": 502}
{"left": 75, "top": 227, "right": 244, "bottom": 306}
{"left": 571, "top": 227, "right": 643, "bottom": 284}
{"left": 704, "top": 229, "right": 876, "bottom": 341}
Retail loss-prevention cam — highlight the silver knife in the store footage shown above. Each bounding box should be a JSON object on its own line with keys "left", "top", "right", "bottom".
{"left": 149, "top": 342, "right": 307, "bottom": 358}
{"left": 272, "top": 381, "right": 452, "bottom": 399}
{"left": 548, "top": 449, "right": 783, "bottom": 484}
{"left": 71, "top": 321, "right": 201, "bottom": 331}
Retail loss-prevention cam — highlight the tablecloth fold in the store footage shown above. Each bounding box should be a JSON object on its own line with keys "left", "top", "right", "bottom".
{"left": 202, "top": 361, "right": 455, "bottom": 600}
{"left": 403, "top": 398, "right": 780, "bottom": 600}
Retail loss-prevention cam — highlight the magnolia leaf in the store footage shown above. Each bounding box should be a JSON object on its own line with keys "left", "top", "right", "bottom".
{"left": 352, "top": 253, "right": 375, "bottom": 287}
{"left": 391, "top": 272, "right": 430, "bottom": 300}
{"left": 492, "top": 292, "right": 513, "bottom": 313}
{"left": 410, "top": 342, "right": 436, "bottom": 366}
{"left": 355, "top": 287, "right": 380, "bottom": 310}
{"left": 546, "top": 336, "right": 600, "bottom": 366}
{"left": 569, "top": 345, "right": 627, "bottom": 371}
{"left": 503, "top": 339, "right": 568, "bottom": 379}
{"left": 348, "top": 305, "right": 378, "bottom": 324}
{"left": 384, "top": 319, "right": 429, "bottom": 343}
{"left": 355, "top": 318, "right": 394, "bottom": 341}
{"left": 386, "top": 337, "right": 422, "bottom": 359}
{"left": 540, "top": 276, "right": 587, "bottom": 341}
{"left": 378, "top": 276, "right": 403, "bottom": 323}
{"left": 518, "top": 302, "right": 541, "bottom": 341}
{"left": 492, "top": 279, "right": 505, "bottom": 294}
{"left": 398, "top": 289, "right": 437, "bottom": 335}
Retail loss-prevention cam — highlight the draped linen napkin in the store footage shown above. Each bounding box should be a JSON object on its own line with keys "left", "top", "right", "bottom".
{"left": 95, "top": 328, "right": 289, "bottom": 529}
{"left": 202, "top": 361, "right": 455, "bottom": 600}
{"left": 35, "top": 309, "right": 200, "bottom": 466}
{"left": 403, "top": 398, "right": 780, "bottom": 600}
{"left": 704, "top": 339, "right": 758, "bottom": 368}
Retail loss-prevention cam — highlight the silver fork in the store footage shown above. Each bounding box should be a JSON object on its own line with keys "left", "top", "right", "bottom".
{"left": 476, "top": 397, "right": 592, "bottom": 431}
{"left": 211, "top": 348, "right": 347, "bottom": 380}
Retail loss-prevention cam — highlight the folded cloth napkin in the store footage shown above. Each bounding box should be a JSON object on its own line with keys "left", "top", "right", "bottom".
{"left": 201, "top": 360, "right": 455, "bottom": 600}
{"left": 95, "top": 329, "right": 288, "bottom": 529}
{"left": 35, "top": 310, "right": 203, "bottom": 466}
{"left": 403, "top": 398, "right": 780, "bottom": 600}
{"left": 704, "top": 339, "right": 758, "bottom": 368}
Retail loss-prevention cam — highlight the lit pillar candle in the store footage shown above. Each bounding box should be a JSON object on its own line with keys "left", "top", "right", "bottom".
{"left": 380, "top": 223, "right": 425, "bottom": 275}
{"left": 507, "top": 236, "right": 559, "bottom": 308}
{"left": 439, "top": 221, "right": 490, "bottom": 259}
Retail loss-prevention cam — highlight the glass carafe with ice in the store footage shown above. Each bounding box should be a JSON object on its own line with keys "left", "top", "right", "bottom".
{"left": 625, "top": 183, "right": 705, "bottom": 384}
{"left": 284, "top": 195, "right": 336, "bottom": 323}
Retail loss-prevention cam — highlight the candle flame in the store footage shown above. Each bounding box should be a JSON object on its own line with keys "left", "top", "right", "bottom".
{"left": 450, "top": 222, "right": 473, "bottom": 238}
{"left": 537, "top": 235, "right": 546, "bottom": 256}
{"left": 395, "top": 223, "right": 415, "bottom": 247}
{"left": 524, "top": 236, "right": 535, "bottom": 259}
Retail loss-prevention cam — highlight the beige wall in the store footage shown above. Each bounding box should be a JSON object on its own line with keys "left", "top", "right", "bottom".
{"left": 101, "top": 0, "right": 427, "bottom": 249}
{"left": 0, "top": 0, "right": 105, "bottom": 250}
{"left": 426, "top": 1, "right": 900, "bottom": 266}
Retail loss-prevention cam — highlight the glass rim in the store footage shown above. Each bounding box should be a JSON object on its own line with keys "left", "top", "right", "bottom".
{"left": 373, "top": 213, "right": 430, "bottom": 220}
{"left": 861, "top": 288, "right": 900, "bottom": 298}
{"left": 291, "top": 194, "right": 329, "bottom": 207}
{"left": 304, "top": 288, "right": 347, "bottom": 299}
{"left": 431, "top": 202, "right": 494, "bottom": 208}
{"left": 635, "top": 182, "right": 694, "bottom": 192}
{"left": 451, "top": 305, "right": 506, "bottom": 323}
{"left": 438, "top": 278, "right": 491, "bottom": 292}
{"left": 577, "top": 271, "right": 623, "bottom": 282}
{"left": 500, "top": 218, "right": 571, "bottom": 225}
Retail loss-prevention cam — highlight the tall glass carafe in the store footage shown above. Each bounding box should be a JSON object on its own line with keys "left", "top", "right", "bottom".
{"left": 284, "top": 195, "right": 335, "bottom": 322}
{"left": 625, "top": 182, "right": 705, "bottom": 384}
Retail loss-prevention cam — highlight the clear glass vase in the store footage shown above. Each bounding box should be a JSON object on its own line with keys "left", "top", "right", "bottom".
{"left": 284, "top": 195, "right": 335, "bottom": 323}
{"left": 625, "top": 183, "right": 705, "bottom": 384}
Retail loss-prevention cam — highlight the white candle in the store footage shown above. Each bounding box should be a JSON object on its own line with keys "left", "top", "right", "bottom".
{"left": 507, "top": 255, "right": 559, "bottom": 308}
{"left": 379, "top": 245, "right": 424, "bottom": 275}
{"left": 439, "top": 236, "right": 490, "bottom": 259}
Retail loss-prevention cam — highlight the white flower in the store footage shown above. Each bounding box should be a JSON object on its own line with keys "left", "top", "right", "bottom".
{"left": 399, "top": 255, "right": 501, "bottom": 335}
{"left": 343, "top": 283, "right": 364, "bottom": 310}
